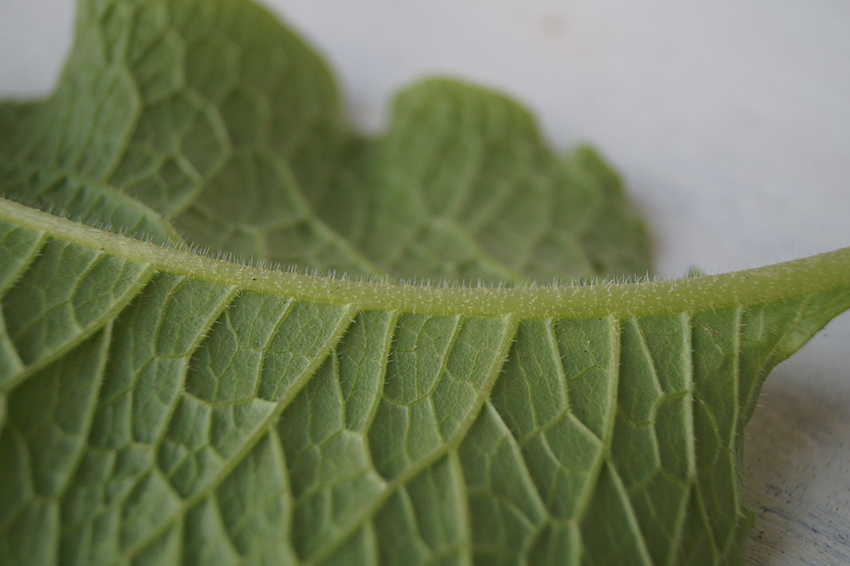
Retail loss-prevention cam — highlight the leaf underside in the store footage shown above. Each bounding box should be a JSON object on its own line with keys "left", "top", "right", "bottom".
{"left": 0, "top": 1, "right": 848, "bottom": 566}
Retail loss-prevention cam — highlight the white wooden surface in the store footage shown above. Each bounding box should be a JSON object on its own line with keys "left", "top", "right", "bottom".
{"left": 2, "top": 1, "right": 849, "bottom": 563}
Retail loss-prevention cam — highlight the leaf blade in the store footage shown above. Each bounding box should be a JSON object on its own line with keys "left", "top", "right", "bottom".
{"left": 1, "top": 198, "right": 848, "bottom": 564}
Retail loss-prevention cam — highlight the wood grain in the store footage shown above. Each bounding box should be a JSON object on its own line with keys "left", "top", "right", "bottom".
{"left": 745, "top": 378, "right": 850, "bottom": 565}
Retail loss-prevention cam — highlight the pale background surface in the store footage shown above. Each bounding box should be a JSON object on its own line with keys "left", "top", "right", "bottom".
{"left": 2, "top": 1, "right": 849, "bottom": 563}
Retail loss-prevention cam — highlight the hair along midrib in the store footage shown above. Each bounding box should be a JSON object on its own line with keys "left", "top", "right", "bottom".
{"left": 3, "top": 197, "right": 849, "bottom": 319}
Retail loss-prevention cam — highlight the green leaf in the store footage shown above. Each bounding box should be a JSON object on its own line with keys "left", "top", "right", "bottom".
{"left": 0, "top": 0, "right": 648, "bottom": 283}
{"left": 1, "top": 199, "right": 849, "bottom": 565}
{"left": 1, "top": 1, "right": 849, "bottom": 565}
{"left": 315, "top": 80, "right": 649, "bottom": 282}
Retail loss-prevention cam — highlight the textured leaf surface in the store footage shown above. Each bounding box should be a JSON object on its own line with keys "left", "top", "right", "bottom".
{"left": 1, "top": 1, "right": 849, "bottom": 565}
{"left": 1, "top": 200, "right": 849, "bottom": 565}
{"left": 0, "top": 0, "right": 648, "bottom": 283}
